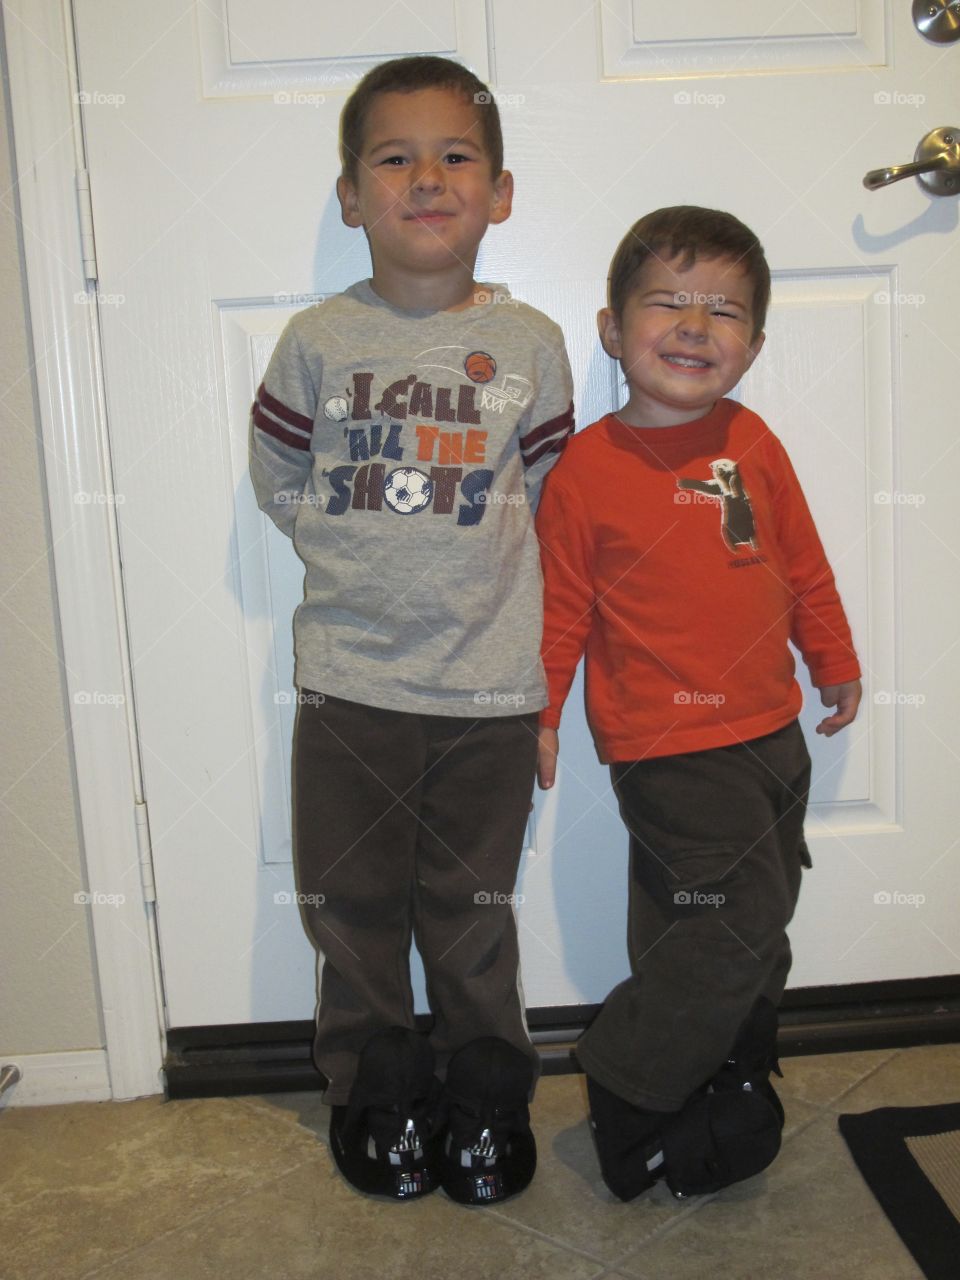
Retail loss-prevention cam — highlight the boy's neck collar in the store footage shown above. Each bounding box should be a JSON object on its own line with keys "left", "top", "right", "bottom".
{"left": 368, "top": 271, "right": 480, "bottom": 314}
{"left": 609, "top": 398, "right": 738, "bottom": 442}
{"left": 358, "top": 277, "right": 508, "bottom": 317}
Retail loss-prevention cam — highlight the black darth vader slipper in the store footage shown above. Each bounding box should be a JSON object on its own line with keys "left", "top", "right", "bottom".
{"left": 438, "top": 1037, "right": 537, "bottom": 1205}
{"left": 328, "top": 1026, "right": 443, "bottom": 1200}
{"left": 661, "top": 1086, "right": 782, "bottom": 1198}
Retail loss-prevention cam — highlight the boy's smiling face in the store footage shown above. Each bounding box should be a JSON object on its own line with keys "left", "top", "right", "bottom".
{"left": 598, "top": 253, "right": 765, "bottom": 428}
{"left": 337, "top": 87, "right": 513, "bottom": 308}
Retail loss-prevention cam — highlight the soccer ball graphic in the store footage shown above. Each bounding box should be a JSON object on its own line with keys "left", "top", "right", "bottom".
{"left": 383, "top": 467, "right": 433, "bottom": 515}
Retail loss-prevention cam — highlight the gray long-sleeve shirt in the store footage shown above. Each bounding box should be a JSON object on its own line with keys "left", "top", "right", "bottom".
{"left": 249, "top": 280, "right": 574, "bottom": 716}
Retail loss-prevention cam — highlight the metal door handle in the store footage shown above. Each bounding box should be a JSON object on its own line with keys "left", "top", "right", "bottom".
{"left": 913, "top": 0, "right": 960, "bottom": 44}
{"left": 864, "top": 127, "right": 960, "bottom": 195}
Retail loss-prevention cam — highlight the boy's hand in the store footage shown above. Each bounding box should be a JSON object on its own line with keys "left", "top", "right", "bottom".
{"left": 815, "top": 679, "right": 862, "bottom": 736}
{"left": 537, "top": 727, "right": 559, "bottom": 789}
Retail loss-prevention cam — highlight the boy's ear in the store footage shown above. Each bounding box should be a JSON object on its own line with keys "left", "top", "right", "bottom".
{"left": 489, "top": 169, "right": 514, "bottom": 225}
{"left": 746, "top": 330, "right": 766, "bottom": 363}
{"left": 336, "top": 174, "right": 364, "bottom": 229}
{"left": 597, "top": 307, "right": 622, "bottom": 359}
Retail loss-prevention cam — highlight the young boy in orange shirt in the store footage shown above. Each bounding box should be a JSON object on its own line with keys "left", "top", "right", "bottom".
{"left": 536, "top": 206, "right": 860, "bottom": 1200}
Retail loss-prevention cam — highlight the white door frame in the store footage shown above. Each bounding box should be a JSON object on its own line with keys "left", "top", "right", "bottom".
{"left": 3, "top": 0, "right": 163, "bottom": 1099}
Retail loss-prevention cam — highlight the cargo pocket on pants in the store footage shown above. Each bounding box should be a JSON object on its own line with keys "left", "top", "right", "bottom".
{"left": 641, "top": 843, "right": 756, "bottom": 923}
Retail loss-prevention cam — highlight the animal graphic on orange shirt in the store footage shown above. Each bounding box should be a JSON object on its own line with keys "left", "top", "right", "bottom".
{"left": 677, "top": 458, "right": 759, "bottom": 553}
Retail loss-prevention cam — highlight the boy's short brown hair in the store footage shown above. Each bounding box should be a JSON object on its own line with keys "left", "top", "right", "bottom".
{"left": 340, "top": 56, "right": 503, "bottom": 184}
{"left": 609, "top": 206, "right": 771, "bottom": 339}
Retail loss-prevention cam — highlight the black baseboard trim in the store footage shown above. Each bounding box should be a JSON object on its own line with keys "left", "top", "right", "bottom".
{"left": 164, "top": 974, "right": 960, "bottom": 1099}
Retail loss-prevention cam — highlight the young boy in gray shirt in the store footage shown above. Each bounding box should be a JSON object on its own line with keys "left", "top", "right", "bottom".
{"left": 249, "top": 55, "right": 573, "bottom": 1204}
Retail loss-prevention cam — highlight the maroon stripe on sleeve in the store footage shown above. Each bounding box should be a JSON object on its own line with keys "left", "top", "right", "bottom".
{"left": 519, "top": 401, "right": 574, "bottom": 454}
{"left": 524, "top": 432, "right": 570, "bottom": 467}
{"left": 253, "top": 404, "right": 311, "bottom": 451}
{"left": 257, "top": 382, "right": 314, "bottom": 434}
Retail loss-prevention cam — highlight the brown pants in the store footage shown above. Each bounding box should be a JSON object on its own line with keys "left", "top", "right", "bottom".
{"left": 576, "top": 720, "right": 811, "bottom": 1111}
{"left": 292, "top": 692, "right": 540, "bottom": 1104}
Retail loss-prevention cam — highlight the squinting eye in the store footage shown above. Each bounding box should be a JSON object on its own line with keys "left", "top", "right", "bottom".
{"left": 379, "top": 155, "right": 407, "bottom": 166}
{"left": 445, "top": 153, "right": 470, "bottom": 164}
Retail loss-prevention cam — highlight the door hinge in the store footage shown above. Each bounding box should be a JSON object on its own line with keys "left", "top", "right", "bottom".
{"left": 74, "top": 168, "right": 98, "bottom": 284}
{"left": 135, "top": 800, "right": 156, "bottom": 904}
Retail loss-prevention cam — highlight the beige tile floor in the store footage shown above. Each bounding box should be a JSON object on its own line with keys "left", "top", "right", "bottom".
{"left": 3, "top": 1043, "right": 959, "bottom": 1280}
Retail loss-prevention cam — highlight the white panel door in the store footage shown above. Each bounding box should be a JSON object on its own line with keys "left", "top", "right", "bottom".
{"left": 72, "top": 0, "right": 960, "bottom": 1027}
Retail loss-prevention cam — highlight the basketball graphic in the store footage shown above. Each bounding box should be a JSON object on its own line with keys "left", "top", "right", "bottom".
{"left": 383, "top": 467, "right": 434, "bottom": 515}
{"left": 464, "top": 351, "right": 496, "bottom": 383}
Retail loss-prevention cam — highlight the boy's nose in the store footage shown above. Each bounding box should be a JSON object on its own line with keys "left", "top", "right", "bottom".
{"left": 677, "top": 310, "right": 708, "bottom": 339}
{"left": 412, "top": 161, "right": 445, "bottom": 193}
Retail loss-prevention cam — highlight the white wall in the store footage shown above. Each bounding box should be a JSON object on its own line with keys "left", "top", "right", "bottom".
{"left": 0, "top": 41, "right": 102, "bottom": 1056}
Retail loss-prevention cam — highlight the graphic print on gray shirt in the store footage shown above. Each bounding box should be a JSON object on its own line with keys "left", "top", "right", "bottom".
{"left": 249, "top": 280, "right": 574, "bottom": 716}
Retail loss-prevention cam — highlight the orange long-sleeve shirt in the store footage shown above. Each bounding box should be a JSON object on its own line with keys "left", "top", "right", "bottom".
{"left": 536, "top": 400, "right": 861, "bottom": 762}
